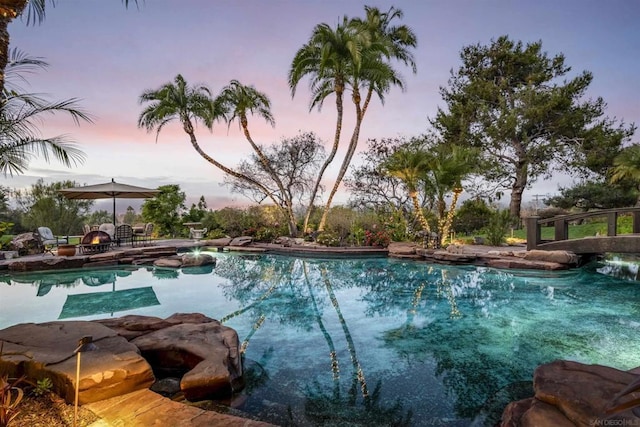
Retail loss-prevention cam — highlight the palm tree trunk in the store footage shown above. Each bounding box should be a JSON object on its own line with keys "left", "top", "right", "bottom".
{"left": 304, "top": 261, "right": 340, "bottom": 395}
{"left": 321, "top": 267, "right": 369, "bottom": 403}
{"left": 411, "top": 190, "right": 431, "bottom": 236}
{"left": 0, "top": 1, "right": 27, "bottom": 96}
{"left": 318, "top": 87, "right": 370, "bottom": 231}
{"left": 438, "top": 187, "right": 462, "bottom": 247}
{"left": 302, "top": 86, "right": 345, "bottom": 234}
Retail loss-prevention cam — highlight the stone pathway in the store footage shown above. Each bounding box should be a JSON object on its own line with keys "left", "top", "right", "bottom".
{"left": 85, "top": 389, "right": 275, "bottom": 426}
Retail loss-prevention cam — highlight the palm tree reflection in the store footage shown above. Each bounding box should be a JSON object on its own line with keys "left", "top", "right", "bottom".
{"left": 214, "top": 255, "right": 411, "bottom": 425}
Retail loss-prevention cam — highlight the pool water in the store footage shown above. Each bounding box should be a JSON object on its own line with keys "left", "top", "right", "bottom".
{"left": 1, "top": 253, "right": 639, "bottom": 426}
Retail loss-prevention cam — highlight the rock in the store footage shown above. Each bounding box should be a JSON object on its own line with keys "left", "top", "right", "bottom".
{"left": 501, "top": 398, "right": 534, "bottom": 426}
{"left": 153, "top": 257, "right": 183, "bottom": 268}
{"left": 181, "top": 252, "right": 215, "bottom": 267}
{"left": 9, "top": 232, "right": 41, "bottom": 255}
{"left": 520, "top": 399, "right": 575, "bottom": 426}
{"left": 206, "top": 237, "right": 232, "bottom": 247}
{"left": 150, "top": 377, "right": 182, "bottom": 397}
{"left": 131, "top": 319, "right": 243, "bottom": 401}
{"left": 446, "top": 244, "right": 465, "bottom": 254}
{"left": 0, "top": 321, "right": 155, "bottom": 404}
{"left": 0, "top": 251, "right": 18, "bottom": 260}
{"left": 501, "top": 360, "right": 640, "bottom": 426}
{"left": 387, "top": 242, "right": 417, "bottom": 256}
{"left": 430, "top": 251, "right": 476, "bottom": 263}
{"left": 95, "top": 315, "right": 177, "bottom": 340}
{"left": 487, "top": 258, "right": 568, "bottom": 271}
{"left": 229, "top": 236, "right": 253, "bottom": 247}
{"left": 534, "top": 360, "right": 639, "bottom": 425}
{"left": 523, "top": 250, "right": 578, "bottom": 265}
{"left": 8, "top": 256, "right": 86, "bottom": 272}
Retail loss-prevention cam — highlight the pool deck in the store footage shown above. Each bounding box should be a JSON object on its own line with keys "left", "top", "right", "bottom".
{"left": 85, "top": 389, "right": 275, "bottom": 427}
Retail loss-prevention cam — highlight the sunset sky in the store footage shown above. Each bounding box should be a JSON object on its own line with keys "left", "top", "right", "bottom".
{"left": 5, "top": 0, "right": 639, "bottom": 213}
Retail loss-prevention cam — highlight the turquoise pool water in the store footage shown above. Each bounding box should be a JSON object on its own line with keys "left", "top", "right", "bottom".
{"left": 1, "top": 253, "right": 639, "bottom": 426}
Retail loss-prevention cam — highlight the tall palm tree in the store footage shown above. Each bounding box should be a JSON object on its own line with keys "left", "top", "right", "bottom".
{"left": 289, "top": 17, "right": 364, "bottom": 233}
{"left": 137, "top": 75, "right": 283, "bottom": 212}
{"left": 0, "top": 49, "right": 90, "bottom": 176}
{"left": 384, "top": 146, "right": 432, "bottom": 238}
{"left": 217, "top": 79, "right": 298, "bottom": 236}
{"left": 611, "top": 144, "right": 640, "bottom": 205}
{"left": 426, "top": 144, "right": 478, "bottom": 246}
{"left": 316, "top": 6, "right": 417, "bottom": 231}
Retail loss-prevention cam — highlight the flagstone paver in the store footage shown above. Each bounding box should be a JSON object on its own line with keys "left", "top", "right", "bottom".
{"left": 85, "top": 389, "right": 276, "bottom": 426}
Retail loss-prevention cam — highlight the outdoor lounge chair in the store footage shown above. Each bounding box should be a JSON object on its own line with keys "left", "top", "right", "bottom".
{"left": 133, "top": 222, "right": 154, "bottom": 246}
{"left": 36, "top": 227, "right": 68, "bottom": 255}
{"left": 114, "top": 224, "right": 134, "bottom": 247}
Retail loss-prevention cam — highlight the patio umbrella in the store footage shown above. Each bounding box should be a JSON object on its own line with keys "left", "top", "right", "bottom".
{"left": 58, "top": 178, "right": 160, "bottom": 224}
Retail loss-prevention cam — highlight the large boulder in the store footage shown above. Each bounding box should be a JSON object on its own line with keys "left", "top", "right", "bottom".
{"left": 501, "top": 360, "right": 640, "bottom": 426}
{"left": 131, "top": 317, "right": 243, "bottom": 401}
{"left": 523, "top": 250, "right": 579, "bottom": 265}
{"left": 229, "top": 236, "right": 253, "bottom": 247}
{"left": 181, "top": 252, "right": 215, "bottom": 267}
{"left": 8, "top": 256, "right": 87, "bottom": 272}
{"left": 9, "top": 232, "right": 41, "bottom": 256}
{"left": 0, "top": 321, "right": 154, "bottom": 404}
{"left": 205, "top": 237, "right": 232, "bottom": 247}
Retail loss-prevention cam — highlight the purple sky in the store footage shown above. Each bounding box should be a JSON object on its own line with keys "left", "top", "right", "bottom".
{"left": 5, "top": 0, "right": 639, "bottom": 213}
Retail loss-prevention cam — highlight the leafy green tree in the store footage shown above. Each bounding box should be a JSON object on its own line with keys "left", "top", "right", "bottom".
{"left": 452, "top": 199, "right": 493, "bottom": 235}
{"left": 611, "top": 144, "right": 640, "bottom": 187}
{"left": 86, "top": 210, "right": 113, "bottom": 226}
{"left": 141, "top": 184, "right": 186, "bottom": 237}
{"left": 289, "top": 6, "right": 417, "bottom": 233}
{"left": 14, "top": 179, "right": 93, "bottom": 235}
{"left": 546, "top": 181, "right": 637, "bottom": 211}
{"left": 0, "top": 49, "right": 90, "bottom": 176}
{"left": 122, "top": 205, "right": 140, "bottom": 225}
{"left": 435, "top": 35, "right": 634, "bottom": 219}
{"left": 181, "top": 196, "right": 208, "bottom": 224}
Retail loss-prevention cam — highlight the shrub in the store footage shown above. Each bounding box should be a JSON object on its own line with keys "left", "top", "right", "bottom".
{"left": 484, "top": 209, "right": 514, "bottom": 246}
{"left": 0, "top": 375, "right": 24, "bottom": 427}
{"left": 316, "top": 231, "right": 341, "bottom": 247}
{"left": 364, "top": 229, "right": 391, "bottom": 247}
{"left": 453, "top": 199, "right": 493, "bottom": 235}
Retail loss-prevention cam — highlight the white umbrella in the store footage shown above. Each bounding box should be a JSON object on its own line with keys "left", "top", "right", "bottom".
{"left": 59, "top": 178, "right": 160, "bottom": 224}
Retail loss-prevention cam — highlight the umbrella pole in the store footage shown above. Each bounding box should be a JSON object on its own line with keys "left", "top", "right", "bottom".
{"left": 113, "top": 197, "right": 116, "bottom": 225}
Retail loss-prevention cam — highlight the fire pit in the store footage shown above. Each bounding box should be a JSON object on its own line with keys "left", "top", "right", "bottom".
{"left": 79, "top": 230, "right": 112, "bottom": 254}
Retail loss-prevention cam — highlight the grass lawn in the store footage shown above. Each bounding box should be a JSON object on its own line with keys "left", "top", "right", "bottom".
{"left": 511, "top": 214, "right": 635, "bottom": 241}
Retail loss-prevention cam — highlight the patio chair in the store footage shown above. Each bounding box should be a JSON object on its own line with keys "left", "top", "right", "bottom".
{"left": 83, "top": 224, "right": 91, "bottom": 235}
{"left": 133, "top": 223, "right": 154, "bottom": 246}
{"left": 114, "top": 224, "right": 134, "bottom": 247}
{"left": 98, "top": 223, "right": 115, "bottom": 240}
{"left": 36, "top": 226, "right": 68, "bottom": 255}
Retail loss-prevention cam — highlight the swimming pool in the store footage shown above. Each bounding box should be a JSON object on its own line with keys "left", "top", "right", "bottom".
{"left": 1, "top": 253, "right": 639, "bottom": 426}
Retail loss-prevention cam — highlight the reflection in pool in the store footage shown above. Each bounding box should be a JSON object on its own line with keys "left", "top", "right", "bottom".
{"left": 1, "top": 253, "right": 639, "bottom": 426}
